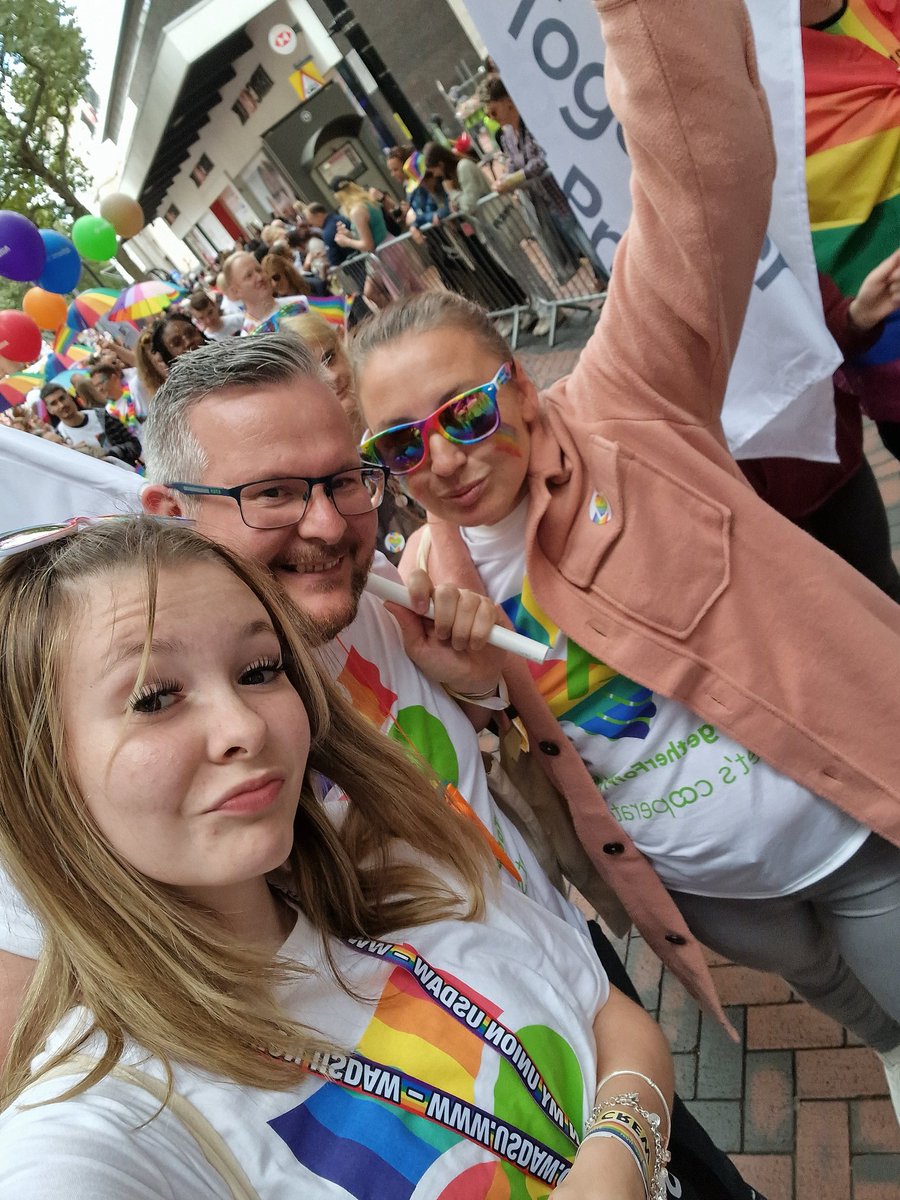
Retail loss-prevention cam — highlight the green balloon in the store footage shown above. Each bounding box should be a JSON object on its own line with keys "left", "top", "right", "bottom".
{"left": 71, "top": 215, "right": 118, "bottom": 262}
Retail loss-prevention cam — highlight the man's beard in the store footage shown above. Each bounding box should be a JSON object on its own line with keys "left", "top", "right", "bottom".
{"left": 278, "top": 542, "right": 374, "bottom": 645}
{"left": 304, "top": 554, "right": 371, "bottom": 644}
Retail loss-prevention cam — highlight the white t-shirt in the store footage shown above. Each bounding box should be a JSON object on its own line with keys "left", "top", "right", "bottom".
{"left": 58, "top": 408, "right": 106, "bottom": 450}
{"left": 319, "top": 558, "right": 585, "bottom": 930}
{"left": 0, "top": 880, "right": 606, "bottom": 1199}
{"left": 204, "top": 313, "right": 245, "bottom": 341}
{"left": 462, "top": 502, "right": 868, "bottom": 899}
{"left": 123, "top": 367, "right": 151, "bottom": 420}
{"left": 0, "top": 556, "right": 583, "bottom": 960}
{"left": 241, "top": 296, "right": 309, "bottom": 335}
{"left": 219, "top": 294, "right": 244, "bottom": 317}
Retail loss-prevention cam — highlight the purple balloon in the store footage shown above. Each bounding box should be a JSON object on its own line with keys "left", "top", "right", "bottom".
{"left": 0, "top": 211, "right": 46, "bottom": 282}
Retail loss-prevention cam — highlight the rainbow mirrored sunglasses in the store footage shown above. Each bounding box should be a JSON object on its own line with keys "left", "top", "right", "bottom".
{"left": 0, "top": 515, "right": 195, "bottom": 559}
{"left": 359, "top": 361, "right": 513, "bottom": 476}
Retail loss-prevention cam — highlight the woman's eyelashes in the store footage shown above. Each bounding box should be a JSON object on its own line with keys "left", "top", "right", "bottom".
{"left": 128, "top": 658, "right": 284, "bottom": 715}
{"left": 239, "top": 657, "right": 285, "bottom": 686}
{"left": 130, "top": 679, "right": 181, "bottom": 714}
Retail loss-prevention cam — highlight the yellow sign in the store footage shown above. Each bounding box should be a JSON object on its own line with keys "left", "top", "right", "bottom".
{"left": 289, "top": 57, "right": 326, "bottom": 101}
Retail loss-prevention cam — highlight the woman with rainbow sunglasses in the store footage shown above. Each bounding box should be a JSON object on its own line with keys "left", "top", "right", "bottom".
{"left": 353, "top": 0, "right": 900, "bottom": 1116}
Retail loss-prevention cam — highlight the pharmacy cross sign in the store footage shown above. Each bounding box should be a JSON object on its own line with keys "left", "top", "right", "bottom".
{"left": 268, "top": 24, "right": 298, "bottom": 55}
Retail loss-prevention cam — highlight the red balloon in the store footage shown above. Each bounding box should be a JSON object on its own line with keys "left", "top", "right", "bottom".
{"left": 0, "top": 310, "right": 42, "bottom": 365}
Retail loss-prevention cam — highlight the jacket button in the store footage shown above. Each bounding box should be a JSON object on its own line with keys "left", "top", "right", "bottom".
{"left": 538, "top": 740, "right": 560, "bottom": 756}
{"left": 602, "top": 842, "right": 625, "bottom": 855}
{"left": 665, "top": 933, "right": 688, "bottom": 945}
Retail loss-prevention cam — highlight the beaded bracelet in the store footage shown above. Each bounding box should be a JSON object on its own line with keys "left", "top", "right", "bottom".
{"left": 583, "top": 1091, "right": 670, "bottom": 1200}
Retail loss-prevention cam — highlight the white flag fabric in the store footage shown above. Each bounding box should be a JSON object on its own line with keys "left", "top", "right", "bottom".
{"left": 465, "top": 0, "right": 842, "bottom": 461}
{"left": 0, "top": 425, "right": 143, "bottom": 535}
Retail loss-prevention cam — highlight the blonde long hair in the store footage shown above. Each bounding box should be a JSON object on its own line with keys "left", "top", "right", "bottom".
{"left": 334, "top": 180, "right": 374, "bottom": 220}
{"left": 0, "top": 519, "right": 490, "bottom": 1105}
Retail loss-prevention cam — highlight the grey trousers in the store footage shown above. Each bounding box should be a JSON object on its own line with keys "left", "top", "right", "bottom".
{"left": 669, "top": 834, "right": 900, "bottom": 1052}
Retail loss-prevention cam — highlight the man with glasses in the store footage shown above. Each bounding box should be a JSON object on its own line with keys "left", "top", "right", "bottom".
{"left": 187, "top": 290, "right": 243, "bottom": 341}
{"left": 139, "top": 334, "right": 576, "bottom": 918}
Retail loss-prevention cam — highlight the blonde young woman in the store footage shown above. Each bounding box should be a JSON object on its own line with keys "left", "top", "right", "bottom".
{"left": 0, "top": 517, "right": 672, "bottom": 1200}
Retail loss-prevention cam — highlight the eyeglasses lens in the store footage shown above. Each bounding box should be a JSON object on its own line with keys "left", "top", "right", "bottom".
{"left": 238, "top": 470, "right": 384, "bottom": 528}
{"left": 440, "top": 387, "right": 497, "bottom": 442}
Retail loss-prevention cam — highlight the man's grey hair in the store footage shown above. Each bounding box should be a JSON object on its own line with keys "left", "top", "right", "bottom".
{"left": 143, "top": 333, "right": 326, "bottom": 507}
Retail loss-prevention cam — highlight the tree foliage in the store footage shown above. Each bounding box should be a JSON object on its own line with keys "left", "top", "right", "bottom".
{"left": 0, "top": 0, "right": 93, "bottom": 227}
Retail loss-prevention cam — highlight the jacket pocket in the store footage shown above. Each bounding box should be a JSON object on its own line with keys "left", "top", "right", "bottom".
{"left": 557, "top": 434, "right": 731, "bottom": 639}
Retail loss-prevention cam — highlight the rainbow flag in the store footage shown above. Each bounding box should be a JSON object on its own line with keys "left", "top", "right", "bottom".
{"left": 305, "top": 294, "right": 347, "bottom": 329}
{"left": 50, "top": 326, "right": 91, "bottom": 370}
{"left": 825, "top": 0, "right": 900, "bottom": 65}
{"left": 803, "top": 3, "right": 900, "bottom": 408}
{"left": 43, "top": 343, "right": 90, "bottom": 382}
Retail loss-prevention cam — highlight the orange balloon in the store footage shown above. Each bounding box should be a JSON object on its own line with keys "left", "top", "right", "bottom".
{"left": 100, "top": 192, "right": 145, "bottom": 239}
{"left": 22, "top": 286, "right": 69, "bottom": 331}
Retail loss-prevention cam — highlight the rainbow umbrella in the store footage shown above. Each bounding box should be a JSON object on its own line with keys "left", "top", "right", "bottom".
{"left": 108, "top": 280, "right": 183, "bottom": 323}
{"left": 46, "top": 366, "right": 87, "bottom": 391}
{"left": 0, "top": 371, "right": 43, "bottom": 413}
{"left": 67, "top": 288, "right": 119, "bottom": 332}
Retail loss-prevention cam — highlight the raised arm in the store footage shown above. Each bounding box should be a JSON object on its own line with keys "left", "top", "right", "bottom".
{"left": 557, "top": 0, "right": 776, "bottom": 431}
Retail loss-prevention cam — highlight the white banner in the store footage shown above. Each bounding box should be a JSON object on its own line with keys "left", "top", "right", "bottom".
{"left": 0, "top": 425, "right": 143, "bottom": 534}
{"left": 464, "top": 0, "right": 842, "bottom": 460}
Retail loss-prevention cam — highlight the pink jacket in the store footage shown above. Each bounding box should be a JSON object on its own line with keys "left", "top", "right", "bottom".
{"left": 403, "top": 0, "right": 900, "bottom": 1031}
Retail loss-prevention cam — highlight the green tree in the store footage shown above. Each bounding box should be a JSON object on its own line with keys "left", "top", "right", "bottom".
{"left": 0, "top": 0, "right": 93, "bottom": 226}
{"left": 0, "top": 0, "right": 93, "bottom": 311}
{"left": 0, "top": 1, "right": 144, "bottom": 313}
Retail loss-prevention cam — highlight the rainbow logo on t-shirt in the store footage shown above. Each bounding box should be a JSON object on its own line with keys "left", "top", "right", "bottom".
{"left": 268, "top": 965, "right": 486, "bottom": 1197}
{"left": 268, "top": 964, "right": 583, "bottom": 1197}
{"left": 502, "top": 580, "right": 656, "bottom": 741}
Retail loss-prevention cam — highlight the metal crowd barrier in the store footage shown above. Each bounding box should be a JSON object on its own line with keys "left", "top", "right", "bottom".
{"left": 329, "top": 173, "right": 608, "bottom": 348}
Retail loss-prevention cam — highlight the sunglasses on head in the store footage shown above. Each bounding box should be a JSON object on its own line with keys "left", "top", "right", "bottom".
{"left": 360, "top": 361, "right": 512, "bottom": 476}
{"left": 0, "top": 515, "right": 195, "bottom": 559}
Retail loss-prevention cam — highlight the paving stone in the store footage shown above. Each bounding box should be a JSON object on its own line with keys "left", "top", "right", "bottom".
{"left": 624, "top": 934, "right": 664, "bottom": 1012}
{"left": 683, "top": 1099, "right": 742, "bottom": 1154}
{"left": 850, "top": 1100, "right": 900, "bottom": 1154}
{"left": 729, "top": 1154, "right": 793, "bottom": 1200}
{"left": 851, "top": 1154, "right": 900, "bottom": 1199}
{"left": 658, "top": 967, "right": 700, "bottom": 1053}
{"left": 743, "top": 1051, "right": 795, "bottom": 1153}
{"left": 672, "top": 1052, "right": 697, "bottom": 1101}
{"left": 796, "top": 1102, "right": 850, "bottom": 1200}
{"left": 708, "top": 964, "right": 793, "bottom": 1006}
{"left": 698, "top": 1005, "right": 745, "bottom": 1099}
{"left": 796, "top": 1048, "right": 887, "bottom": 1100}
{"left": 878, "top": 475, "right": 900, "bottom": 506}
{"left": 747, "top": 1002, "right": 844, "bottom": 1050}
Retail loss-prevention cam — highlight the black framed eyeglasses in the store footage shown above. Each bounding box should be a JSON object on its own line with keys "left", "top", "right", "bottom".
{"left": 166, "top": 466, "right": 389, "bottom": 529}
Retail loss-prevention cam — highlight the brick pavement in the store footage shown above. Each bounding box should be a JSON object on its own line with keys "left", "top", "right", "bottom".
{"left": 517, "top": 315, "right": 900, "bottom": 1197}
